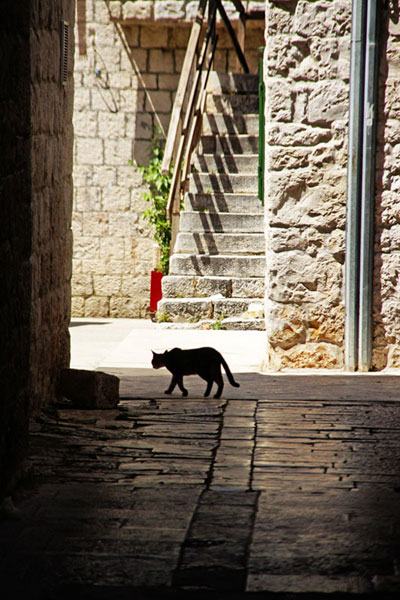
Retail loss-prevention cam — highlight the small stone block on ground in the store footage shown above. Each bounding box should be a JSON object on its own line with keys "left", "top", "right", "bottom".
{"left": 59, "top": 368, "right": 120, "bottom": 409}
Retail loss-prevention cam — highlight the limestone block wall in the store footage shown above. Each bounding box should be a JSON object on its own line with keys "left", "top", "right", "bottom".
{"left": 72, "top": 0, "right": 264, "bottom": 318}
{"left": 264, "top": 0, "right": 351, "bottom": 369}
{"left": 373, "top": 8, "right": 400, "bottom": 369}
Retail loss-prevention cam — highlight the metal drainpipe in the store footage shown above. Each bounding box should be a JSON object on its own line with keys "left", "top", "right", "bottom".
{"left": 344, "top": 0, "right": 366, "bottom": 371}
{"left": 358, "top": 0, "right": 380, "bottom": 371}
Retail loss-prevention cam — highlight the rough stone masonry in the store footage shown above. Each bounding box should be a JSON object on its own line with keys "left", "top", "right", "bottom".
{"left": 264, "top": 1, "right": 400, "bottom": 371}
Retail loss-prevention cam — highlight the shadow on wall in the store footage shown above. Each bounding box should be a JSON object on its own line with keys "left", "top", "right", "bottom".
{"left": 372, "top": 8, "right": 391, "bottom": 370}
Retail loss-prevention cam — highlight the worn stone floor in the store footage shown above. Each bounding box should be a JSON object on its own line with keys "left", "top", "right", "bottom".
{"left": 1, "top": 371, "right": 400, "bottom": 599}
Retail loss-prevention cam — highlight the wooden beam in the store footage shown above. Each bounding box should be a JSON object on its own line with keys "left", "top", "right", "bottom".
{"left": 235, "top": 12, "right": 246, "bottom": 73}
{"left": 77, "top": 0, "right": 87, "bottom": 56}
{"left": 215, "top": 0, "right": 249, "bottom": 74}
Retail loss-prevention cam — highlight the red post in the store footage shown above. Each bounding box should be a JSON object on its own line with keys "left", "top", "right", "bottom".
{"left": 149, "top": 270, "right": 163, "bottom": 312}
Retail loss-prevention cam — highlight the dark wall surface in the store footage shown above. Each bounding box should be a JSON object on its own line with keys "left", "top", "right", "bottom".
{"left": 0, "top": 0, "right": 74, "bottom": 498}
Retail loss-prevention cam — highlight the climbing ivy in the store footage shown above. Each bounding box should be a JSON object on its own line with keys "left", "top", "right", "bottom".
{"left": 140, "top": 134, "right": 173, "bottom": 274}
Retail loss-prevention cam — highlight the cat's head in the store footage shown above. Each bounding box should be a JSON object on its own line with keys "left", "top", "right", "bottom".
{"left": 151, "top": 350, "right": 166, "bottom": 369}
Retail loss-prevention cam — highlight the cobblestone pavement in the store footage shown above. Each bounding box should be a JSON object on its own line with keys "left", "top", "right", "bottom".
{"left": 1, "top": 370, "right": 400, "bottom": 599}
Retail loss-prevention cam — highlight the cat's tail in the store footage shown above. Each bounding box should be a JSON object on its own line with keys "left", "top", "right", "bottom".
{"left": 221, "top": 358, "right": 240, "bottom": 388}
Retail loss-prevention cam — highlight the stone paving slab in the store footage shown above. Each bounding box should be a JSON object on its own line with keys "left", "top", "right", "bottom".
{"left": 1, "top": 373, "right": 400, "bottom": 598}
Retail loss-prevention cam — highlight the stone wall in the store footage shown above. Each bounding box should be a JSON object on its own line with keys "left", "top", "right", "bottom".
{"left": 264, "top": 0, "right": 350, "bottom": 369}
{"left": 30, "top": 0, "right": 75, "bottom": 408}
{"left": 0, "top": 0, "right": 74, "bottom": 497}
{"left": 72, "top": 0, "right": 264, "bottom": 318}
{"left": 373, "top": 7, "right": 400, "bottom": 369}
{"left": 264, "top": 1, "right": 400, "bottom": 372}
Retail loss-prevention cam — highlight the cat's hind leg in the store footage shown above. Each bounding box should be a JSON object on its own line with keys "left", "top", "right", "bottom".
{"left": 204, "top": 379, "right": 213, "bottom": 397}
{"left": 213, "top": 373, "right": 224, "bottom": 399}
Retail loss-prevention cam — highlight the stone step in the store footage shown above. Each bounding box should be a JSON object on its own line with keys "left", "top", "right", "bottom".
{"left": 192, "top": 153, "right": 258, "bottom": 174}
{"left": 156, "top": 318, "right": 266, "bottom": 330}
{"left": 207, "top": 71, "right": 259, "bottom": 94}
{"left": 157, "top": 296, "right": 264, "bottom": 322}
{"left": 216, "top": 317, "right": 266, "bottom": 331}
{"left": 206, "top": 93, "right": 259, "bottom": 115}
{"left": 185, "top": 192, "right": 263, "bottom": 213}
{"left": 169, "top": 254, "right": 266, "bottom": 277}
{"left": 201, "top": 113, "right": 259, "bottom": 135}
{"left": 174, "top": 232, "right": 265, "bottom": 255}
{"left": 162, "top": 275, "right": 265, "bottom": 299}
{"left": 189, "top": 173, "right": 258, "bottom": 194}
{"left": 199, "top": 134, "right": 258, "bottom": 154}
{"left": 179, "top": 211, "right": 264, "bottom": 233}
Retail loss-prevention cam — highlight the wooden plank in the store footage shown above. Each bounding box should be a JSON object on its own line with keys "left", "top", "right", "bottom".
{"left": 167, "top": 27, "right": 214, "bottom": 219}
{"left": 167, "top": 29, "right": 216, "bottom": 255}
{"left": 161, "top": 0, "right": 207, "bottom": 174}
{"left": 235, "top": 12, "right": 246, "bottom": 73}
{"left": 182, "top": 37, "right": 217, "bottom": 183}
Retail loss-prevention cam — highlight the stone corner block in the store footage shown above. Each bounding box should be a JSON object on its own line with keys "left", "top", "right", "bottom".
{"left": 109, "top": 1, "right": 122, "bottom": 20}
{"left": 58, "top": 368, "right": 120, "bottom": 409}
{"left": 155, "top": 1, "right": 186, "bottom": 21}
{"left": 122, "top": 1, "right": 153, "bottom": 22}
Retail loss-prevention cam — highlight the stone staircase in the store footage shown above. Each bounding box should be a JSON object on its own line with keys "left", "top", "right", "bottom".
{"left": 157, "top": 72, "right": 265, "bottom": 330}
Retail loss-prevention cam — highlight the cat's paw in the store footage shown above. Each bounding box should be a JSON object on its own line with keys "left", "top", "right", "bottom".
{"left": 164, "top": 389, "right": 172, "bottom": 394}
{"left": 182, "top": 390, "right": 188, "bottom": 397}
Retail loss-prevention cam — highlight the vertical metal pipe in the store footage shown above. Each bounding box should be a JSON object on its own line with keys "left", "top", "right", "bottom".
{"left": 258, "top": 48, "right": 265, "bottom": 206}
{"left": 358, "top": 0, "right": 380, "bottom": 371}
{"left": 345, "top": 0, "right": 366, "bottom": 371}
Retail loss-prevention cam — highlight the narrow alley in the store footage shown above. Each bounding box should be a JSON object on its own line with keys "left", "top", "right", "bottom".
{"left": 1, "top": 320, "right": 400, "bottom": 598}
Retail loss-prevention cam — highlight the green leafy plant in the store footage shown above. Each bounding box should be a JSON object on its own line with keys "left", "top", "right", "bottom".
{"left": 140, "top": 133, "right": 173, "bottom": 274}
{"left": 156, "top": 311, "right": 172, "bottom": 323}
{"left": 188, "top": 316, "right": 200, "bottom": 323}
{"left": 211, "top": 312, "right": 227, "bottom": 330}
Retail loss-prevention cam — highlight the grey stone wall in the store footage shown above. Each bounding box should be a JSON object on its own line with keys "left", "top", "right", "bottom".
{"left": 0, "top": 0, "right": 74, "bottom": 496}
{"left": 72, "top": 0, "right": 264, "bottom": 318}
{"left": 264, "top": 0, "right": 350, "bottom": 369}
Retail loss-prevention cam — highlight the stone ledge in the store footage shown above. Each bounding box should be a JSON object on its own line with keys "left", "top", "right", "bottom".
{"left": 110, "top": 1, "right": 264, "bottom": 25}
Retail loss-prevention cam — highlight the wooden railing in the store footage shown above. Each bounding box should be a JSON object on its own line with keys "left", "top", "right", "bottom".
{"left": 161, "top": 0, "right": 258, "bottom": 253}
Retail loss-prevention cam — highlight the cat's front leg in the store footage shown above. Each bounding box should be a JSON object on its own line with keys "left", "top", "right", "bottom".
{"left": 165, "top": 375, "right": 177, "bottom": 394}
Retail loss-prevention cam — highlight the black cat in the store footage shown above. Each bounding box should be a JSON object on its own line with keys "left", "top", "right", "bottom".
{"left": 151, "top": 347, "right": 240, "bottom": 399}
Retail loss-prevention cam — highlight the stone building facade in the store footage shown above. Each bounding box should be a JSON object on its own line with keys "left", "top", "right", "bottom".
{"left": 0, "top": 0, "right": 74, "bottom": 497}
{"left": 263, "top": 0, "right": 400, "bottom": 371}
{"left": 71, "top": 0, "right": 264, "bottom": 318}
{"left": 373, "top": 7, "right": 400, "bottom": 370}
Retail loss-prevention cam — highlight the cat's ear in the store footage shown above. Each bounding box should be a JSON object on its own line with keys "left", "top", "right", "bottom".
{"left": 151, "top": 350, "right": 156, "bottom": 355}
